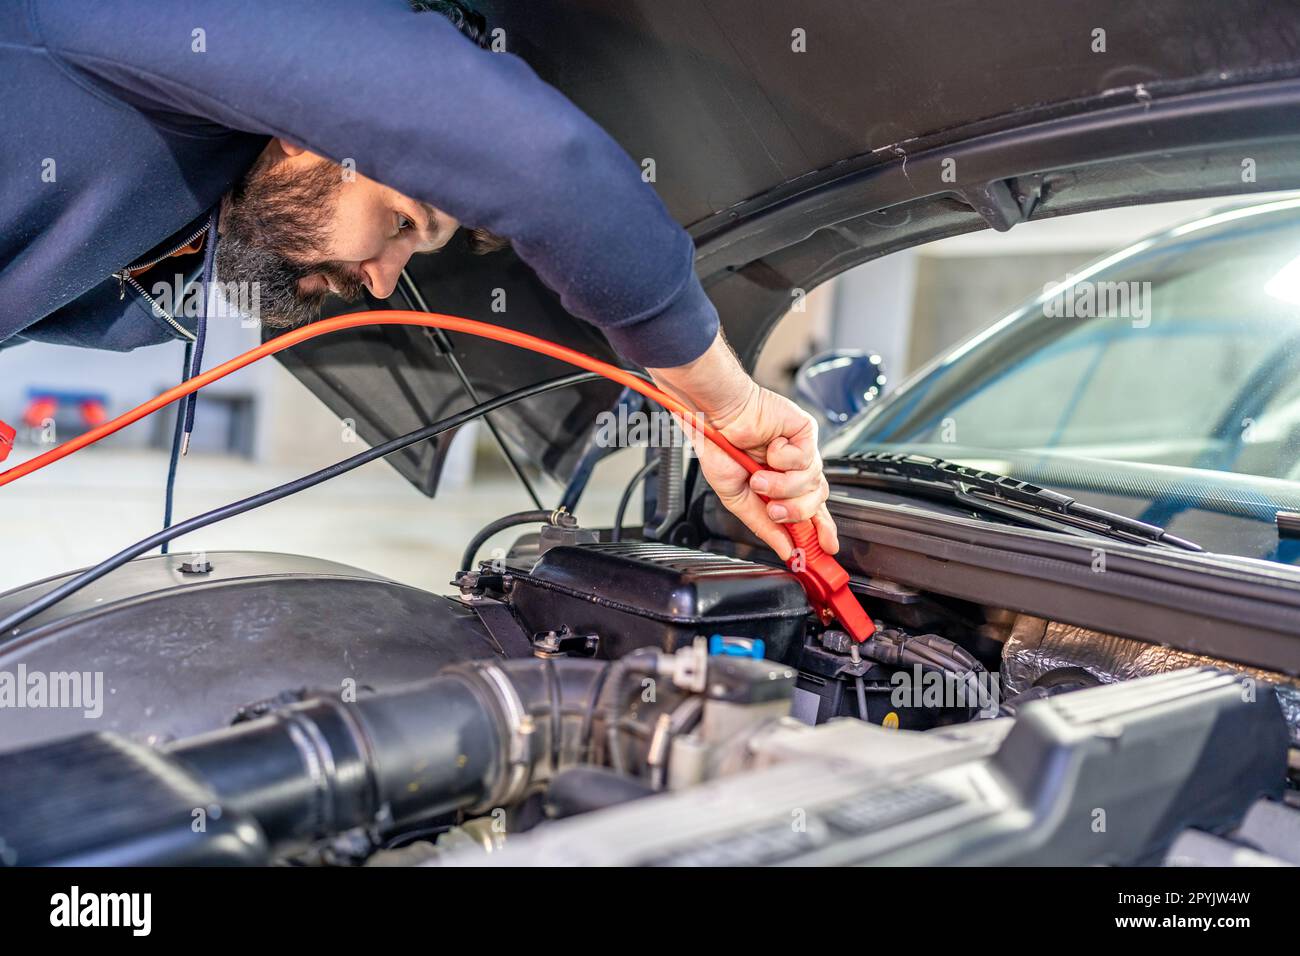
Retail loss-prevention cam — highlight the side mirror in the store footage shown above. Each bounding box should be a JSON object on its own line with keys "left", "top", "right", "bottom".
{"left": 795, "top": 349, "right": 887, "bottom": 430}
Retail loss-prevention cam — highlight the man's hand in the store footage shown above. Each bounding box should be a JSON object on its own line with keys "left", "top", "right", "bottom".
{"left": 648, "top": 332, "right": 838, "bottom": 562}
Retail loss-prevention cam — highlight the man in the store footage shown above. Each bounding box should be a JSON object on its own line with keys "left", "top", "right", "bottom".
{"left": 0, "top": 0, "right": 837, "bottom": 560}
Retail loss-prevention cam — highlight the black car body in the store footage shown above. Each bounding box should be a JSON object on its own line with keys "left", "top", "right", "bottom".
{"left": 2, "top": 0, "right": 1300, "bottom": 867}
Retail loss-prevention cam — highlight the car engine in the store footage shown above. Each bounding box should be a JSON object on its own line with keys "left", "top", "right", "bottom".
{"left": 1, "top": 522, "right": 1297, "bottom": 866}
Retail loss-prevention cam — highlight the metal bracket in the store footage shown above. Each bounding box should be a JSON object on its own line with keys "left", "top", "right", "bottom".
{"left": 456, "top": 594, "right": 534, "bottom": 659}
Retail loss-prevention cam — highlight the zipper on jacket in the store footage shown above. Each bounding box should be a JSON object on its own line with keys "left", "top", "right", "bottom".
{"left": 113, "top": 223, "right": 210, "bottom": 342}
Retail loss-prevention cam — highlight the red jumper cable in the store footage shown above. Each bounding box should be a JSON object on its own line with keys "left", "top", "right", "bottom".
{"left": 0, "top": 311, "right": 874, "bottom": 641}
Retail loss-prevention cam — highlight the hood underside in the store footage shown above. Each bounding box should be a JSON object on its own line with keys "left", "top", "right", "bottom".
{"left": 278, "top": 0, "right": 1300, "bottom": 496}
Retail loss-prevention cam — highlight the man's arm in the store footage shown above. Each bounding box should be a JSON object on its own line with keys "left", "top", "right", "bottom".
{"left": 35, "top": 0, "right": 716, "bottom": 367}
{"left": 649, "top": 332, "right": 839, "bottom": 560}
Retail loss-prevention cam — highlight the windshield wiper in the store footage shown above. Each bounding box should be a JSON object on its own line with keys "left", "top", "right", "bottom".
{"left": 825, "top": 452, "right": 1203, "bottom": 552}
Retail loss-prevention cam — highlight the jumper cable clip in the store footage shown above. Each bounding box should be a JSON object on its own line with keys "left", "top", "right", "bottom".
{"left": 784, "top": 520, "right": 874, "bottom": 641}
{"left": 701, "top": 435, "right": 873, "bottom": 641}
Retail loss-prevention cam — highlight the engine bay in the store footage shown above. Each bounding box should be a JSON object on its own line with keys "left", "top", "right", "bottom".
{"left": 2, "top": 518, "right": 1298, "bottom": 867}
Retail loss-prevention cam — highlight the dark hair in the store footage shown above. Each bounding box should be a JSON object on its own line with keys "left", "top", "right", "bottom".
{"left": 410, "top": 1, "right": 509, "bottom": 253}
{"left": 409, "top": 1, "right": 492, "bottom": 49}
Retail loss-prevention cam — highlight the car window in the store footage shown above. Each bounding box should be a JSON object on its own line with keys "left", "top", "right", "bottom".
{"left": 830, "top": 197, "right": 1300, "bottom": 563}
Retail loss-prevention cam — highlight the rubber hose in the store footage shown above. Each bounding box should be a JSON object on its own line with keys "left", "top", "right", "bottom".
{"left": 461, "top": 509, "right": 555, "bottom": 573}
{"left": 611, "top": 458, "right": 659, "bottom": 542}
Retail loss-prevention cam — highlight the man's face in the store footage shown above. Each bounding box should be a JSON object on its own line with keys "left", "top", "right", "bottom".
{"left": 215, "top": 140, "right": 460, "bottom": 327}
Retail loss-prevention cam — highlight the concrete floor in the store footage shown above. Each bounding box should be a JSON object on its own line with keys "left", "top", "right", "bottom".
{"left": 0, "top": 442, "right": 646, "bottom": 597}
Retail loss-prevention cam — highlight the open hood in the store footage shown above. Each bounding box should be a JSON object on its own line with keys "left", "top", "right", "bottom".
{"left": 277, "top": 0, "right": 1300, "bottom": 496}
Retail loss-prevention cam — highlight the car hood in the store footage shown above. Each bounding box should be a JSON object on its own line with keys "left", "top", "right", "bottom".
{"left": 277, "top": 0, "right": 1300, "bottom": 496}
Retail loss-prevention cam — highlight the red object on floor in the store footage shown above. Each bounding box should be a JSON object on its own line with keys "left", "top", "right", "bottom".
{"left": 0, "top": 420, "right": 15, "bottom": 463}
{"left": 79, "top": 399, "right": 108, "bottom": 427}
{"left": 22, "top": 397, "right": 58, "bottom": 429}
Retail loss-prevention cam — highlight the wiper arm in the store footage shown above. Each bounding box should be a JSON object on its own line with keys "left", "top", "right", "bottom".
{"left": 825, "top": 452, "right": 1203, "bottom": 552}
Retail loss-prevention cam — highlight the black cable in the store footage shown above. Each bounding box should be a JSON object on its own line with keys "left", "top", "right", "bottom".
{"left": 898, "top": 642, "right": 987, "bottom": 717}
{"left": 595, "top": 647, "right": 659, "bottom": 772}
{"left": 460, "top": 508, "right": 567, "bottom": 573}
{"left": 378, "top": 823, "right": 454, "bottom": 850}
{"left": 0, "top": 372, "right": 600, "bottom": 638}
{"left": 559, "top": 387, "right": 644, "bottom": 514}
{"left": 579, "top": 660, "right": 617, "bottom": 763}
{"left": 575, "top": 647, "right": 655, "bottom": 766}
{"left": 610, "top": 458, "right": 659, "bottom": 543}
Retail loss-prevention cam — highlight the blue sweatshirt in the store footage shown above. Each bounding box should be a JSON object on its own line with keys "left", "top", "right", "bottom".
{"left": 0, "top": 0, "right": 719, "bottom": 368}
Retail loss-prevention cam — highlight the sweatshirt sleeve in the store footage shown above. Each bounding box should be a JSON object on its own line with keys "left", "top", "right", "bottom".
{"left": 34, "top": 0, "right": 719, "bottom": 367}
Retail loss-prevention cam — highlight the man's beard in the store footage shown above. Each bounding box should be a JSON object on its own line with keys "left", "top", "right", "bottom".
{"left": 214, "top": 155, "right": 366, "bottom": 329}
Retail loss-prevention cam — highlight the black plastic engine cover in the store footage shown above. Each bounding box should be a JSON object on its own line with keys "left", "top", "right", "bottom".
{"left": 508, "top": 542, "right": 810, "bottom": 660}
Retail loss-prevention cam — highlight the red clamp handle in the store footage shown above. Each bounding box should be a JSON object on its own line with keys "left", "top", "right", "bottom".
{"left": 785, "top": 520, "right": 875, "bottom": 641}
{"left": 0, "top": 421, "right": 15, "bottom": 463}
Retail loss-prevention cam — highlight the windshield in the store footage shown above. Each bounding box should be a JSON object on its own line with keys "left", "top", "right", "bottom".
{"left": 825, "top": 197, "right": 1300, "bottom": 565}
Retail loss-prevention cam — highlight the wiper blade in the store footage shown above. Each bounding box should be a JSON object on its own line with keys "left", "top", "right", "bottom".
{"left": 825, "top": 452, "right": 1204, "bottom": 552}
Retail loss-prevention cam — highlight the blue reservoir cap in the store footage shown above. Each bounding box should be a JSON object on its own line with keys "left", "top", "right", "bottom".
{"left": 708, "top": 635, "right": 766, "bottom": 659}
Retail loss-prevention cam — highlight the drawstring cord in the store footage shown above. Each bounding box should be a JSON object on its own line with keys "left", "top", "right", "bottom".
{"left": 182, "top": 204, "right": 221, "bottom": 455}
{"left": 160, "top": 204, "right": 220, "bottom": 552}
{"left": 160, "top": 340, "right": 194, "bottom": 555}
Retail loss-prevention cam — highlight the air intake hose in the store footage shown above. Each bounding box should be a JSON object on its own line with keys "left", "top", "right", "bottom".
{"left": 164, "top": 658, "right": 610, "bottom": 853}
